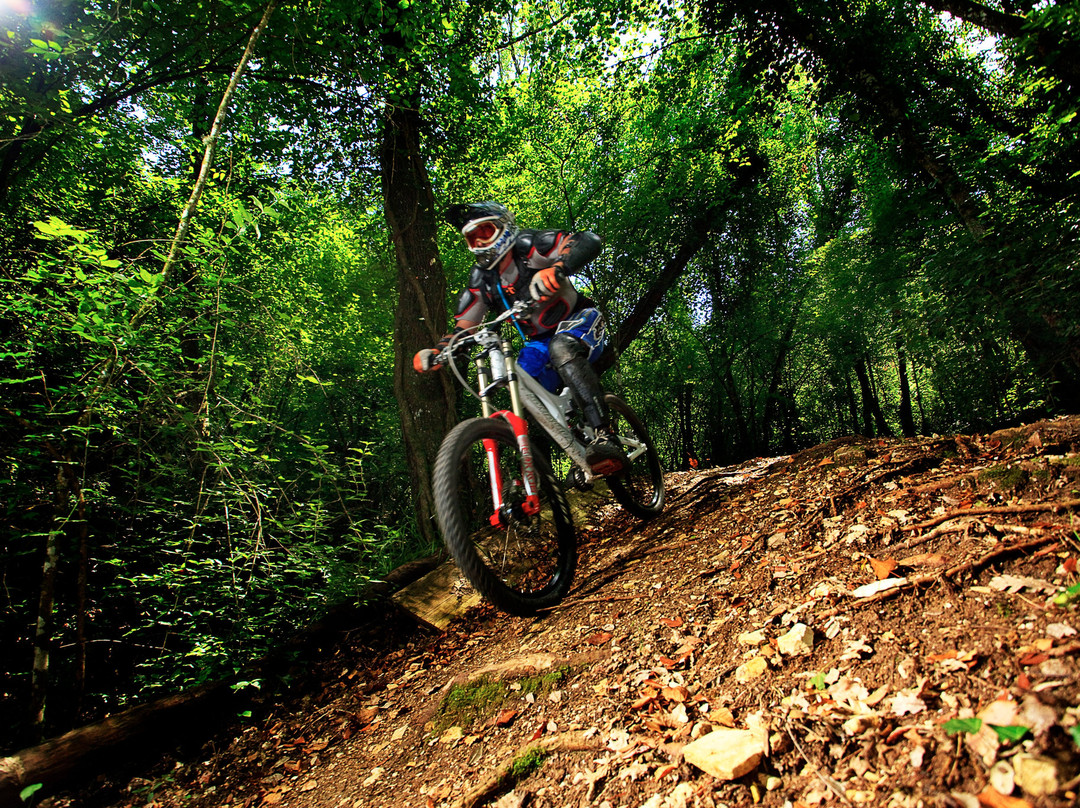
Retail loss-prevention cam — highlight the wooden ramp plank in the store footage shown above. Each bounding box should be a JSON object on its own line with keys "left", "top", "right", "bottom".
{"left": 391, "top": 560, "right": 482, "bottom": 631}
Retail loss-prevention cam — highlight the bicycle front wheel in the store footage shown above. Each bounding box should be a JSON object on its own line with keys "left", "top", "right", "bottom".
{"left": 605, "top": 394, "right": 665, "bottom": 519}
{"left": 433, "top": 417, "right": 577, "bottom": 615}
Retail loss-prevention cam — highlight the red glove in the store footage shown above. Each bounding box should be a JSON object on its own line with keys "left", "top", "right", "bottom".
{"left": 529, "top": 264, "right": 564, "bottom": 301}
{"left": 413, "top": 328, "right": 463, "bottom": 372}
{"left": 413, "top": 349, "right": 439, "bottom": 372}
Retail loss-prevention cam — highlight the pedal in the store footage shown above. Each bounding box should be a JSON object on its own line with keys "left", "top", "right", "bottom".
{"left": 589, "top": 458, "right": 625, "bottom": 477}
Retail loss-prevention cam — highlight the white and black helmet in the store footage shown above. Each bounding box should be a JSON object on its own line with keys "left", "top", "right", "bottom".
{"left": 446, "top": 202, "right": 519, "bottom": 269}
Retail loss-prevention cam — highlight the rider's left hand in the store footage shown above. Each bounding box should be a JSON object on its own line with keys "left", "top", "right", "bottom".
{"left": 529, "top": 264, "right": 563, "bottom": 301}
{"left": 413, "top": 349, "right": 440, "bottom": 372}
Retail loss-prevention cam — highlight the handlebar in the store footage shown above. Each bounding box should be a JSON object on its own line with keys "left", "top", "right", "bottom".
{"left": 436, "top": 299, "right": 535, "bottom": 400}
{"left": 436, "top": 299, "right": 534, "bottom": 365}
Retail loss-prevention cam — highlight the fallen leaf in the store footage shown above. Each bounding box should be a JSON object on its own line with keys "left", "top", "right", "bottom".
{"left": 989, "top": 725, "right": 1030, "bottom": 744}
{"left": 1018, "top": 652, "right": 1048, "bottom": 666}
{"left": 585, "top": 631, "right": 613, "bottom": 646}
{"left": 944, "top": 717, "right": 983, "bottom": 736}
{"left": 632, "top": 689, "right": 659, "bottom": 710}
{"left": 619, "top": 761, "right": 650, "bottom": 781}
{"left": 851, "top": 577, "right": 908, "bottom": 598}
{"left": 428, "top": 783, "right": 452, "bottom": 802}
{"left": 890, "top": 692, "right": 927, "bottom": 716}
{"left": 659, "top": 616, "right": 684, "bottom": 628}
{"left": 494, "top": 709, "right": 517, "bottom": 727}
{"left": 662, "top": 686, "right": 690, "bottom": 703}
{"left": 989, "top": 575, "right": 1057, "bottom": 594}
{"left": 440, "top": 726, "right": 464, "bottom": 744}
{"left": 711, "top": 706, "right": 736, "bottom": 727}
{"left": 654, "top": 763, "right": 678, "bottom": 780}
{"left": 870, "top": 557, "right": 898, "bottom": 580}
{"left": 977, "top": 786, "right": 1032, "bottom": 807}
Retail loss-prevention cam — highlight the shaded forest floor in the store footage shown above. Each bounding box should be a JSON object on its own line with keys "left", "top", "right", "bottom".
{"left": 54, "top": 417, "right": 1080, "bottom": 808}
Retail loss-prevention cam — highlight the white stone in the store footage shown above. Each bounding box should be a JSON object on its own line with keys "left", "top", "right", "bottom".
{"left": 683, "top": 727, "right": 768, "bottom": 781}
{"left": 735, "top": 656, "right": 769, "bottom": 683}
{"left": 1013, "top": 754, "right": 1060, "bottom": 796}
{"left": 777, "top": 623, "right": 814, "bottom": 656}
{"left": 737, "top": 629, "right": 768, "bottom": 646}
{"left": 988, "top": 760, "right": 1014, "bottom": 795}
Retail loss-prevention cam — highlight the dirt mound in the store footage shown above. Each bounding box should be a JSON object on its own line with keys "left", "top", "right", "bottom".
{"left": 50, "top": 417, "right": 1080, "bottom": 808}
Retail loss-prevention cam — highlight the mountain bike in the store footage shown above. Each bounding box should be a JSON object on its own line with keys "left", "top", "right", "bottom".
{"left": 431, "top": 300, "right": 665, "bottom": 615}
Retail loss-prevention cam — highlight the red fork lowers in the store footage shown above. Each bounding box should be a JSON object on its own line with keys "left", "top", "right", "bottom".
{"left": 486, "top": 410, "right": 541, "bottom": 527}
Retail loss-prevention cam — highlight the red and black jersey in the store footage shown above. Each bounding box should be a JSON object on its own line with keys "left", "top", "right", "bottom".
{"left": 454, "top": 229, "right": 601, "bottom": 337}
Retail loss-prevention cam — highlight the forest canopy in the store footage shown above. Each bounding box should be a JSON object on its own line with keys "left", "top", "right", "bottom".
{"left": 1, "top": 0, "right": 1077, "bottom": 747}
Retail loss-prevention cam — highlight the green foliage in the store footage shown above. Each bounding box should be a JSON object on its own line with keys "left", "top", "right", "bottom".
{"left": 944, "top": 717, "right": 982, "bottom": 736}
{"left": 2, "top": 0, "right": 1078, "bottom": 749}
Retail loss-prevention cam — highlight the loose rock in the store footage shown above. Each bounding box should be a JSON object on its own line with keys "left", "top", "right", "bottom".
{"left": 777, "top": 623, "right": 814, "bottom": 656}
{"left": 683, "top": 727, "right": 768, "bottom": 781}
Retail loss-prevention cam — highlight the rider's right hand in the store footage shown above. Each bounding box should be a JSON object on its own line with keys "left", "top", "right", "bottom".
{"left": 413, "top": 349, "right": 440, "bottom": 373}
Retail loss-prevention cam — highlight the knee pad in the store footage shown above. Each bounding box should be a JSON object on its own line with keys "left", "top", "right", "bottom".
{"left": 549, "top": 332, "right": 586, "bottom": 368}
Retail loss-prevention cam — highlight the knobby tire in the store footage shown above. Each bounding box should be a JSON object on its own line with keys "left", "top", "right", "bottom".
{"left": 605, "top": 393, "right": 665, "bottom": 519}
{"left": 433, "top": 417, "right": 577, "bottom": 615}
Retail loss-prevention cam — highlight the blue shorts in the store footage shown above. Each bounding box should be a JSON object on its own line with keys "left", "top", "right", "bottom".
{"left": 517, "top": 308, "right": 607, "bottom": 392}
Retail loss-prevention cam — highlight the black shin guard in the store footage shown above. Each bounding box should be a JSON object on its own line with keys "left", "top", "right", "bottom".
{"left": 549, "top": 333, "right": 608, "bottom": 430}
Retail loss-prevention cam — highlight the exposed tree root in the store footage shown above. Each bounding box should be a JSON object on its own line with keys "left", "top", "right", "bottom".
{"left": 455, "top": 731, "right": 604, "bottom": 808}
{"left": 818, "top": 535, "right": 1060, "bottom": 618}
{"left": 907, "top": 499, "right": 1080, "bottom": 532}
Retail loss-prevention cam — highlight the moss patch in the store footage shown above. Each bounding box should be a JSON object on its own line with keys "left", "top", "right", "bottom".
{"left": 431, "top": 667, "right": 570, "bottom": 734}
{"left": 977, "top": 464, "right": 1028, "bottom": 491}
{"left": 509, "top": 746, "right": 550, "bottom": 779}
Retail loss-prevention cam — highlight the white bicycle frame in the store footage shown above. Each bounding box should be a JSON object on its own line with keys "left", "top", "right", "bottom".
{"left": 458, "top": 324, "right": 648, "bottom": 486}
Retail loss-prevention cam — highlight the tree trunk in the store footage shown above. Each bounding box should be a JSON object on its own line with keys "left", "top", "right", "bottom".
{"left": 780, "top": 386, "right": 799, "bottom": 453}
{"left": 843, "top": 373, "right": 860, "bottom": 434}
{"left": 381, "top": 98, "right": 457, "bottom": 547}
{"left": 29, "top": 464, "right": 70, "bottom": 744}
{"left": 676, "top": 384, "right": 695, "bottom": 468}
{"left": 853, "top": 360, "right": 876, "bottom": 437}
{"left": 760, "top": 282, "right": 810, "bottom": 452}
{"left": 895, "top": 332, "right": 917, "bottom": 438}
{"left": 598, "top": 207, "right": 725, "bottom": 373}
{"left": 2, "top": 681, "right": 235, "bottom": 806}
{"left": 74, "top": 487, "right": 90, "bottom": 720}
{"left": 856, "top": 356, "right": 894, "bottom": 437}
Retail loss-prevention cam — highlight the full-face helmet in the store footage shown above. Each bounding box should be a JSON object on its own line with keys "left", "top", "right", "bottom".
{"left": 445, "top": 202, "right": 519, "bottom": 269}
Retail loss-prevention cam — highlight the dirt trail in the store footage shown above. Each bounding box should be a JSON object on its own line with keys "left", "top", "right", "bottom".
{"left": 56, "top": 418, "right": 1080, "bottom": 808}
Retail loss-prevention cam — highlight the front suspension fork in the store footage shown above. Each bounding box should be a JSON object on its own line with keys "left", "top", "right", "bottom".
{"left": 477, "top": 343, "right": 541, "bottom": 527}
{"left": 483, "top": 409, "right": 541, "bottom": 527}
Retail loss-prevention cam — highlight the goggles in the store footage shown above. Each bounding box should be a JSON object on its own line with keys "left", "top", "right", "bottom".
{"left": 463, "top": 219, "right": 501, "bottom": 249}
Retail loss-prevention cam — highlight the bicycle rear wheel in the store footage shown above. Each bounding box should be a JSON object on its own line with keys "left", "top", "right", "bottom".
{"left": 433, "top": 417, "right": 577, "bottom": 615}
{"left": 605, "top": 394, "right": 665, "bottom": 519}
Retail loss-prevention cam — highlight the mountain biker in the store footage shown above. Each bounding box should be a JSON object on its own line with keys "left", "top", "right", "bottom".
{"left": 413, "top": 201, "right": 627, "bottom": 476}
